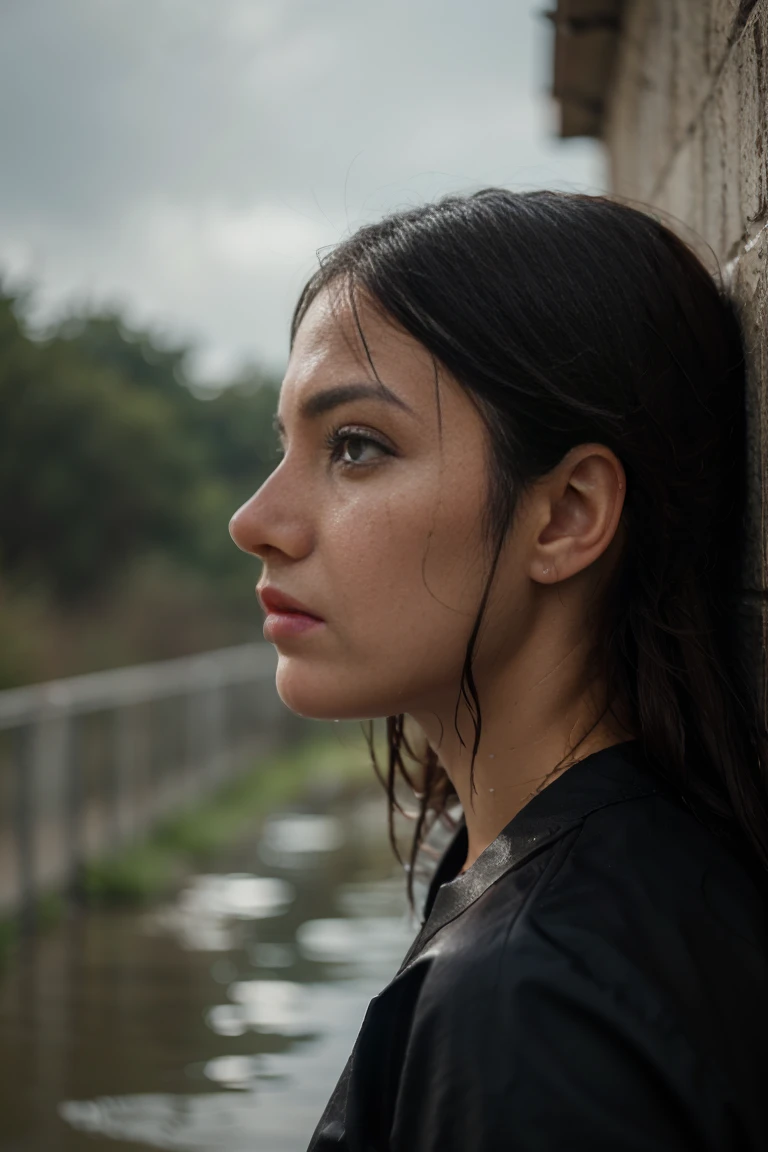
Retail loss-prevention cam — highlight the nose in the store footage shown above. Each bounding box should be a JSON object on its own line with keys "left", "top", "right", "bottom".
{"left": 228, "top": 478, "right": 312, "bottom": 563}
{"left": 229, "top": 497, "right": 257, "bottom": 555}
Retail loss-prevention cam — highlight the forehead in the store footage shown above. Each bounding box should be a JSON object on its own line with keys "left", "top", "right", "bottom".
{"left": 284, "top": 285, "right": 436, "bottom": 395}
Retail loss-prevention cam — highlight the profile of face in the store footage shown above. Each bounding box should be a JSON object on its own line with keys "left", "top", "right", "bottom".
{"left": 229, "top": 284, "right": 623, "bottom": 730}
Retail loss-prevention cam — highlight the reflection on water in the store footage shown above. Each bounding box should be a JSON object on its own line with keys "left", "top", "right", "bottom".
{"left": 0, "top": 787, "right": 420, "bottom": 1151}
{"left": 259, "top": 814, "right": 347, "bottom": 866}
{"left": 296, "top": 917, "right": 413, "bottom": 966}
{"left": 148, "top": 874, "right": 296, "bottom": 952}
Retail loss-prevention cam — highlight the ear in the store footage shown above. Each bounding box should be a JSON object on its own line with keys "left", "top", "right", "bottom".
{"left": 529, "top": 445, "right": 626, "bottom": 585}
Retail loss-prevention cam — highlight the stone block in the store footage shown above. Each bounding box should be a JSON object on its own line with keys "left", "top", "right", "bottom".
{"left": 707, "top": 0, "right": 747, "bottom": 67}
{"left": 654, "top": 119, "right": 706, "bottom": 239}
{"left": 605, "top": 0, "right": 667, "bottom": 200}
{"left": 737, "top": 4, "right": 768, "bottom": 227}
{"left": 667, "top": 0, "right": 713, "bottom": 144}
{"left": 701, "top": 44, "right": 743, "bottom": 260}
{"left": 671, "top": 0, "right": 765, "bottom": 261}
{"left": 640, "top": 0, "right": 676, "bottom": 185}
{"left": 606, "top": 0, "right": 767, "bottom": 213}
{"left": 727, "top": 237, "right": 768, "bottom": 590}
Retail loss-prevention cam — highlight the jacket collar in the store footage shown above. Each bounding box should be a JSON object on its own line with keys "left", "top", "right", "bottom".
{"left": 400, "top": 740, "right": 663, "bottom": 969}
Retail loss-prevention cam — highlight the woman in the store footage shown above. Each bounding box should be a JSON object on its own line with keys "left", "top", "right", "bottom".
{"left": 229, "top": 189, "right": 768, "bottom": 1150}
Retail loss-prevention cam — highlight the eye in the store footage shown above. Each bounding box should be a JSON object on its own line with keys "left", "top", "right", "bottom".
{"left": 325, "top": 426, "right": 392, "bottom": 470}
{"left": 273, "top": 424, "right": 394, "bottom": 470}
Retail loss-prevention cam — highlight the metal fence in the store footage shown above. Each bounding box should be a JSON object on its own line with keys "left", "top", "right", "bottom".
{"left": 0, "top": 643, "right": 308, "bottom": 928}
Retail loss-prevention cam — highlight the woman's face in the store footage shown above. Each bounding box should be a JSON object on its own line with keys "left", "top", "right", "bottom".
{"left": 229, "top": 285, "right": 534, "bottom": 723}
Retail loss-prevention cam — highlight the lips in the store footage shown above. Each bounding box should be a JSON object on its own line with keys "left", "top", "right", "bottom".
{"left": 257, "top": 585, "right": 324, "bottom": 620}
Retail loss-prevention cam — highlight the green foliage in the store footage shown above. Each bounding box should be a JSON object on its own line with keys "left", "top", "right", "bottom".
{"left": 0, "top": 282, "right": 285, "bottom": 681}
{"left": 82, "top": 842, "right": 187, "bottom": 906}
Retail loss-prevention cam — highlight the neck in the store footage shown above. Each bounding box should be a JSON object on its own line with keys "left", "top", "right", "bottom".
{"left": 408, "top": 630, "right": 634, "bottom": 874}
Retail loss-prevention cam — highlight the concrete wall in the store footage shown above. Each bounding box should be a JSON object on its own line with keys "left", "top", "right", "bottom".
{"left": 604, "top": 0, "right": 768, "bottom": 713}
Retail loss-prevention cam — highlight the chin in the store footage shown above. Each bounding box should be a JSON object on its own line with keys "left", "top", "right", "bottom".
{"left": 274, "top": 663, "right": 406, "bottom": 722}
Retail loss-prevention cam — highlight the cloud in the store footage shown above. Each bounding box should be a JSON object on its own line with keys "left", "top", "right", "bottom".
{"left": 0, "top": 0, "right": 604, "bottom": 376}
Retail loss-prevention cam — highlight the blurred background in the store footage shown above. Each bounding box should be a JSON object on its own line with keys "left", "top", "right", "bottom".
{"left": 0, "top": 2, "right": 603, "bottom": 1149}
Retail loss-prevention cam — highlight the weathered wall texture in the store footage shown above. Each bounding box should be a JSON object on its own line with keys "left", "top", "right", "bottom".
{"left": 603, "top": 0, "right": 768, "bottom": 711}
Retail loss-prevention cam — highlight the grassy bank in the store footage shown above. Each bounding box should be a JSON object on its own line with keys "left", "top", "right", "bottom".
{"left": 81, "top": 725, "right": 386, "bottom": 907}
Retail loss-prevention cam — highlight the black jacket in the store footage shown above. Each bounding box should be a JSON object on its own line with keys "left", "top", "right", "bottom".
{"left": 306, "top": 740, "right": 768, "bottom": 1151}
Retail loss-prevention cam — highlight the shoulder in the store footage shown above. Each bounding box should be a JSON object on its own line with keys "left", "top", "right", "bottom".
{"left": 384, "top": 794, "right": 768, "bottom": 1149}
{"left": 529, "top": 788, "right": 768, "bottom": 972}
{"left": 470, "top": 790, "right": 768, "bottom": 1015}
{"left": 423, "top": 788, "right": 768, "bottom": 971}
{"left": 411, "top": 788, "right": 768, "bottom": 1065}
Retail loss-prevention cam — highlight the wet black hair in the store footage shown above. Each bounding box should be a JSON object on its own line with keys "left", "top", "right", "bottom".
{"left": 291, "top": 188, "right": 768, "bottom": 910}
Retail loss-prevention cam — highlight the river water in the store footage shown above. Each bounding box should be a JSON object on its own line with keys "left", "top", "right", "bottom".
{"left": 0, "top": 782, "right": 424, "bottom": 1151}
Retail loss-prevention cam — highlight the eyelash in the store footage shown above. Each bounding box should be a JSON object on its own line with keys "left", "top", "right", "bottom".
{"left": 274, "top": 425, "right": 393, "bottom": 471}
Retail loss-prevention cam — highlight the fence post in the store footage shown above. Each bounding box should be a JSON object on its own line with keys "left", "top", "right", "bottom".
{"left": 204, "top": 675, "right": 224, "bottom": 786}
{"left": 113, "top": 705, "right": 135, "bottom": 849}
{"left": 184, "top": 687, "right": 201, "bottom": 803}
{"left": 13, "top": 723, "right": 36, "bottom": 934}
{"left": 64, "top": 715, "right": 82, "bottom": 901}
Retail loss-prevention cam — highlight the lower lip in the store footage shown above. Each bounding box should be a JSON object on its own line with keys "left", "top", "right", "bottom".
{"left": 263, "top": 612, "right": 325, "bottom": 641}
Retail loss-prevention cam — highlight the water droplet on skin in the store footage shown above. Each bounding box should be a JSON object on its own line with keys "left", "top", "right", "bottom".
{"left": 489, "top": 787, "right": 495, "bottom": 793}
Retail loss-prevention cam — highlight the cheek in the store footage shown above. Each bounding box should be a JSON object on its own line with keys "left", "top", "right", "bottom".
{"left": 327, "top": 485, "right": 484, "bottom": 634}
{"left": 274, "top": 484, "right": 489, "bottom": 720}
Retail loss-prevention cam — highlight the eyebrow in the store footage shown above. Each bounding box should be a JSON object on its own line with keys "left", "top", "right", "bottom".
{"left": 272, "top": 381, "right": 414, "bottom": 439}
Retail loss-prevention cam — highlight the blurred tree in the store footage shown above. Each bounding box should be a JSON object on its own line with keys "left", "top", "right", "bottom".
{"left": 56, "top": 311, "right": 193, "bottom": 397}
{"left": 0, "top": 286, "right": 282, "bottom": 616}
{"left": 56, "top": 311, "right": 282, "bottom": 504}
{"left": 54, "top": 311, "right": 282, "bottom": 578}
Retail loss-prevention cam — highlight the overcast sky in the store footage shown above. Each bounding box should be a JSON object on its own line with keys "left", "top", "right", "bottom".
{"left": 0, "top": 0, "right": 604, "bottom": 381}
